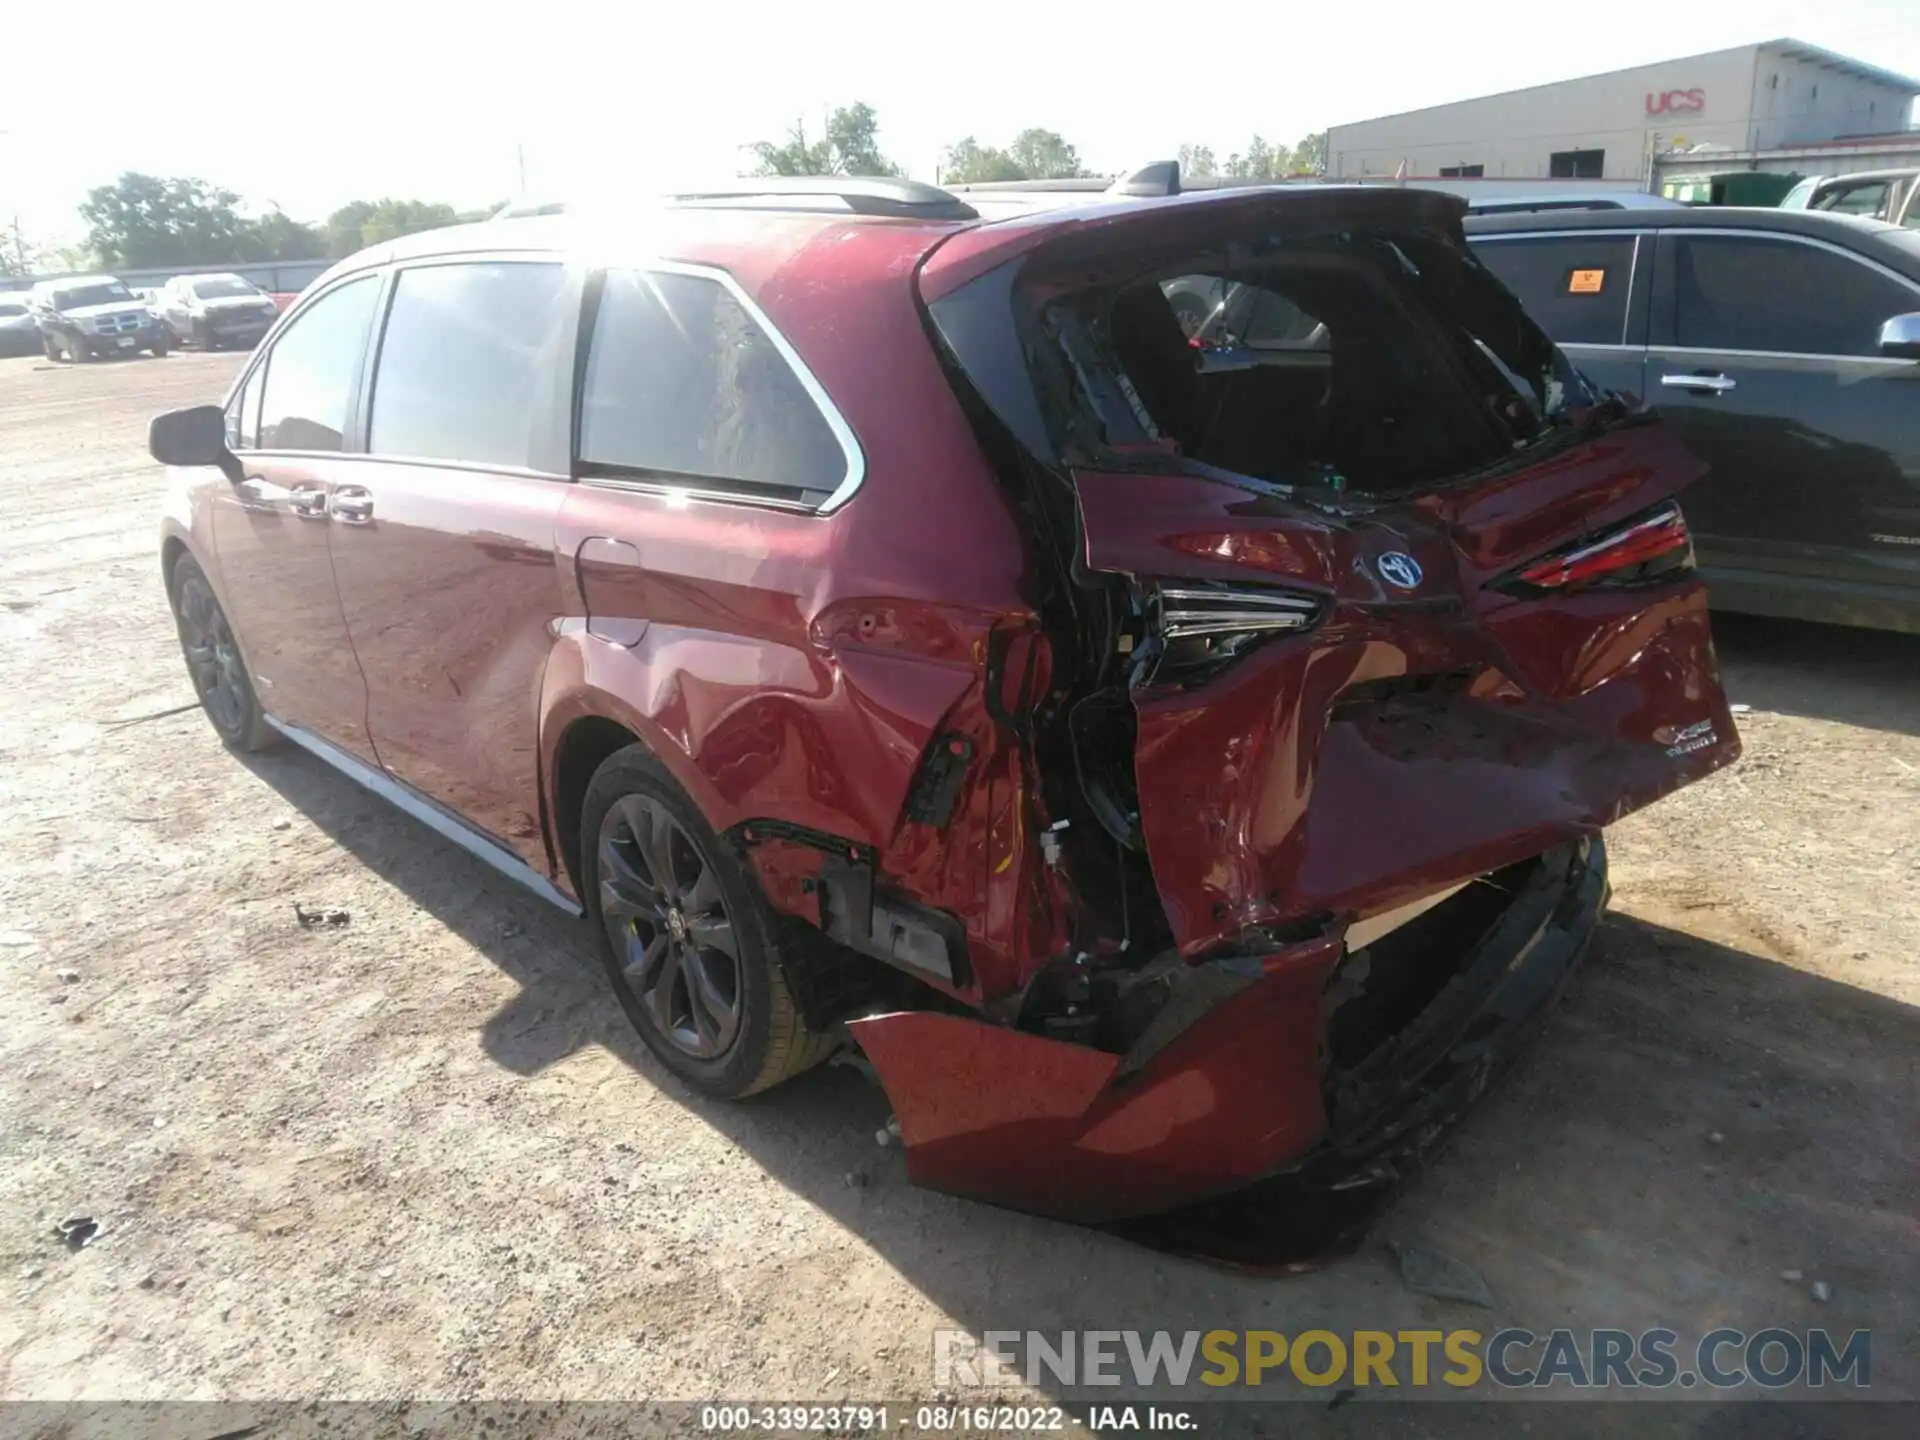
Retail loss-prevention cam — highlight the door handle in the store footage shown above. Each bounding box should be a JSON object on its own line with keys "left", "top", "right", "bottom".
{"left": 1660, "top": 372, "right": 1737, "bottom": 395}
{"left": 289, "top": 482, "right": 329, "bottom": 517}
{"left": 329, "top": 487, "right": 374, "bottom": 523}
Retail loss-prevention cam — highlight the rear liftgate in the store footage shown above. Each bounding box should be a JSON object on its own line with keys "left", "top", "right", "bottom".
{"left": 853, "top": 189, "right": 1741, "bottom": 1263}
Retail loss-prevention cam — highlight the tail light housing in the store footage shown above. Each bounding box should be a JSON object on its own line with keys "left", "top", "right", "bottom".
{"left": 1137, "top": 582, "right": 1324, "bottom": 687}
{"left": 1500, "top": 501, "right": 1695, "bottom": 595}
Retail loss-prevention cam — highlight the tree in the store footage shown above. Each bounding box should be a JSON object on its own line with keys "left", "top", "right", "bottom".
{"left": 826, "top": 103, "right": 901, "bottom": 177}
{"left": 1222, "top": 136, "right": 1290, "bottom": 182}
{"left": 323, "top": 199, "right": 461, "bottom": 258}
{"left": 1177, "top": 144, "right": 1218, "bottom": 180}
{"left": 942, "top": 129, "right": 1091, "bottom": 183}
{"left": 751, "top": 103, "right": 901, "bottom": 178}
{"left": 1008, "top": 128, "right": 1087, "bottom": 180}
{"left": 79, "top": 173, "right": 252, "bottom": 268}
{"left": 1292, "top": 130, "right": 1328, "bottom": 176}
{"left": 2, "top": 219, "right": 37, "bottom": 278}
{"left": 942, "top": 137, "right": 1026, "bottom": 184}
{"left": 239, "top": 210, "right": 327, "bottom": 263}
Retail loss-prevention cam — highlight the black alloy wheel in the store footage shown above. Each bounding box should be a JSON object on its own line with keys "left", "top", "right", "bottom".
{"left": 169, "top": 559, "right": 273, "bottom": 752}
{"left": 579, "top": 747, "right": 832, "bottom": 1098}
{"left": 596, "top": 793, "right": 744, "bottom": 1061}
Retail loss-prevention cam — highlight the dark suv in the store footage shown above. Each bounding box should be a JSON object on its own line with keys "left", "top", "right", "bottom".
{"left": 1466, "top": 206, "right": 1920, "bottom": 634}
{"left": 150, "top": 178, "right": 1738, "bottom": 1261}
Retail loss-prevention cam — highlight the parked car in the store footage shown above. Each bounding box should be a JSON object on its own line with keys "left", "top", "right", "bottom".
{"left": 30, "top": 275, "right": 172, "bottom": 361}
{"left": 155, "top": 272, "right": 281, "bottom": 350}
{"left": 1466, "top": 206, "right": 1920, "bottom": 634}
{"left": 1780, "top": 168, "right": 1919, "bottom": 227}
{"left": 149, "top": 179, "right": 1739, "bottom": 1261}
{"left": 0, "top": 293, "right": 39, "bottom": 355}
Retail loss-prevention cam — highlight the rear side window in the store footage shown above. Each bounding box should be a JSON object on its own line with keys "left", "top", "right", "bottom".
{"left": 1667, "top": 235, "right": 1918, "bottom": 357}
{"left": 578, "top": 268, "right": 850, "bottom": 502}
{"left": 1811, "top": 181, "right": 1892, "bottom": 218}
{"left": 1472, "top": 235, "right": 1637, "bottom": 346}
{"left": 257, "top": 275, "right": 380, "bottom": 452}
{"left": 369, "top": 261, "right": 569, "bottom": 468}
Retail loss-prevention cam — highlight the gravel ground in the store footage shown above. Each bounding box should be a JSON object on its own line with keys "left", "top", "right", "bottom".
{"left": 0, "top": 351, "right": 1914, "bottom": 1416}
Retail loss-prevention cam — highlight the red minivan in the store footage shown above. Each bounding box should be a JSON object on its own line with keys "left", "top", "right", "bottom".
{"left": 151, "top": 178, "right": 1738, "bottom": 1262}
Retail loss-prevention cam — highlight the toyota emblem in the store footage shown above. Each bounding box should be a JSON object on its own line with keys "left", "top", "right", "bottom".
{"left": 1377, "top": 552, "right": 1423, "bottom": 590}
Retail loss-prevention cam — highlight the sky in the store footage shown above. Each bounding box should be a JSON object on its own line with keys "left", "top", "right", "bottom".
{"left": 3, "top": 0, "right": 1918, "bottom": 248}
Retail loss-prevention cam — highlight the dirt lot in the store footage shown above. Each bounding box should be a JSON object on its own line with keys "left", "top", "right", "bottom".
{"left": 1, "top": 351, "right": 1915, "bottom": 1414}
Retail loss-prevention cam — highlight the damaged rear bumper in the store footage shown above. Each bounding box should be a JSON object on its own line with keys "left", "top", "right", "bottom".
{"left": 850, "top": 837, "right": 1606, "bottom": 1266}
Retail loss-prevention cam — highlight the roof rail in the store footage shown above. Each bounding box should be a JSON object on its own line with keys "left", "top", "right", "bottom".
{"left": 667, "top": 177, "right": 979, "bottom": 222}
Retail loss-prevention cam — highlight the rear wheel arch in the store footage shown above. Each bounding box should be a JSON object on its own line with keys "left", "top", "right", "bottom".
{"left": 550, "top": 714, "right": 647, "bottom": 901}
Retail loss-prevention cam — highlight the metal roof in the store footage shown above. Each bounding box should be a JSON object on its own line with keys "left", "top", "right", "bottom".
{"left": 1758, "top": 38, "right": 1920, "bottom": 97}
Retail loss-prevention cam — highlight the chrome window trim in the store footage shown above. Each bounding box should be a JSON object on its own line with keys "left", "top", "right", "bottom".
{"left": 587, "top": 258, "right": 868, "bottom": 516}
{"left": 579, "top": 475, "right": 820, "bottom": 514}
{"left": 1646, "top": 345, "right": 1919, "bottom": 367}
{"left": 223, "top": 267, "right": 385, "bottom": 457}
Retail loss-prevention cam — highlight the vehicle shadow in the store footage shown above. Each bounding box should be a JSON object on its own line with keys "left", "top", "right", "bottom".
{"left": 242, "top": 741, "right": 1920, "bottom": 1415}
{"left": 1711, "top": 612, "right": 1920, "bottom": 737}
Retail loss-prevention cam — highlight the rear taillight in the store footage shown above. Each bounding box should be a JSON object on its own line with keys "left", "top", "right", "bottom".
{"left": 1138, "top": 582, "right": 1323, "bottom": 686}
{"left": 1503, "top": 502, "right": 1695, "bottom": 594}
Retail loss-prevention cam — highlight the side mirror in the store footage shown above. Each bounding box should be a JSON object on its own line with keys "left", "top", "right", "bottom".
{"left": 1879, "top": 312, "right": 1920, "bottom": 360}
{"left": 149, "top": 404, "right": 241, "bottom": 481}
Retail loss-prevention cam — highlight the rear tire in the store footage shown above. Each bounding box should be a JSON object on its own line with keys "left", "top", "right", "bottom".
{"left": 168, "top": 557, "right": 276, "bottom": 753}
{"left": 67, "top": 334, "right": 90, "bottom": 362}
{"left": 195, "top": 320, "right": 215, "bottom": 351}
{"left": 581, "top": 746, "right": 832, "bottom": 1098}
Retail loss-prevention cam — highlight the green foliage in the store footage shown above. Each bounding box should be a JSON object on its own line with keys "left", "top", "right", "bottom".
{"left": 323, "top": 199, "right": 462, "bottom": 258}
{"left": 239, "top": 211, "right": 328, "bottom": 263}
{"left": 79, "top": 173, "right": 252, "bottom": 268}
{"left": 1177, "top": 144, "right": 1218, "bottom": 180}
{"left": 752, "top": 103, "right": 901, "bottom": 178}
{"left": 1214, "top": 131, "right": 1327, "bottom": 181}
{"left": 2, "top": 220, "right": 36, "bottom": 278}
{"left": 1292, "top": 130, "right": 1328, "bottom": 176}
{"left": 1008, "top": 129, "right": 1087, "bottom": 180}
{"left": 944, "top": 129, "right": 1089, "bottom": 183}
{"left": 73, "top": 172, "right": 339, "bottom": 269}
{"left": 941, "top": 137, "right": 1025, "bottom": 183}
{"left": 1223, "top": 136, "right": 1289, "bottom": 181}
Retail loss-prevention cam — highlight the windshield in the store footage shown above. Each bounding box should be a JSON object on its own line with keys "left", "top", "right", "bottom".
{"left": 52, "top": 282, "right": 133, "bottom": 311}
{"left": 193, "top": 277, "right": 259, "bottom": 300}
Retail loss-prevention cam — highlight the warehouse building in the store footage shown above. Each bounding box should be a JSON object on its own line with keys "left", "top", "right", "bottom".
{"left": 1326, "top": 39, "right": 1919, "bottom": 185}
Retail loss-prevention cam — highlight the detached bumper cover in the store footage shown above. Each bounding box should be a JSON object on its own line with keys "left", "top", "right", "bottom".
{"left": 851, "top": 838, "right": 1605, "bottom": 1265}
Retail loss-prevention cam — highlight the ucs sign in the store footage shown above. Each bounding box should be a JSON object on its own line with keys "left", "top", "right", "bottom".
{"left": 1647, "top": 89, "right": 1705, "bottom": 116}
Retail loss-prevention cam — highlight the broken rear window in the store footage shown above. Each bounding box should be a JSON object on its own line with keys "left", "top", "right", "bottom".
{"left": 1048, "top": 234, "right": 1594, "bottom": 496}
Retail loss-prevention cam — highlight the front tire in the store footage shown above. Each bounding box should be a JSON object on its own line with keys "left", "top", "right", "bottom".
{"left": 42, "top": 331, "right": 62, "bottom": 361}
{"left": 149, "top": 332, "right": 171, "bottom": 358}
{"left": 581, "top": 747, "right": 831, "bottom": 1098}
{"left": 169, "top": 557, "right": 275, "bottom": 752}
